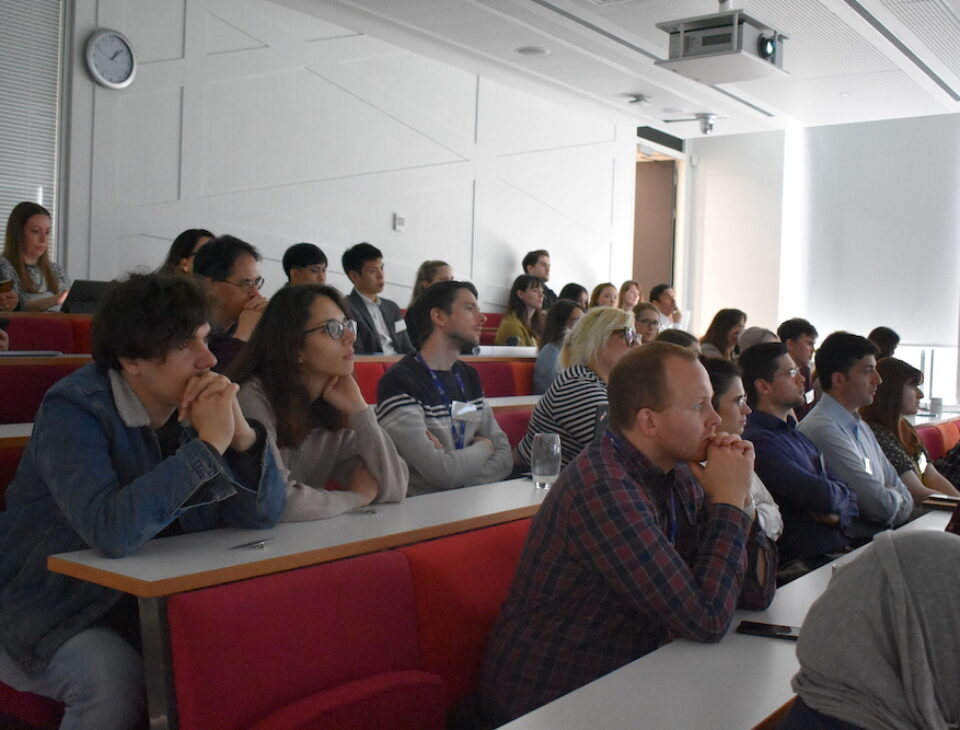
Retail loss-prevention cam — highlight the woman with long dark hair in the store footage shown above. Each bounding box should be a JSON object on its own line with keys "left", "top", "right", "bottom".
{"left": 533, "top": 299, "right": 584, "bottom": 394}
{"left": 495, "top": 274, "right": 545, "bottom": 346}
{"left": 700, "top": 308, "right": 746, "bottom": 360}
{"left": 232, "top": 284, "right": 407, "bottom": 520}
{"left": 159, "top": 228, "right": 214, "bottom": 275}
{"left": 558, "top": 282, "right": 589, "bottom": 310}
{"left": 0, "top": 201, "right": 70, "bottom": 311}
{"left": 860, "top": 357, "right": 959, "bottom": 500}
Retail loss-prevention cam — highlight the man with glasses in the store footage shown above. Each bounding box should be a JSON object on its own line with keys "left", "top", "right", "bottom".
{"left": 376, "top": 280, "right": 512, "bottom": 495}
{"left": 741, "top": 342, "right": 858, "bottom": 568}
{"left": 194, "top": 235, "right": 268, "bottom": 372}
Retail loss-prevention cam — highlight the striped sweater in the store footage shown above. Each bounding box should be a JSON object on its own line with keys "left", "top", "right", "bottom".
{"left": 517, "top": 364, "right": 607, "bottom": 469}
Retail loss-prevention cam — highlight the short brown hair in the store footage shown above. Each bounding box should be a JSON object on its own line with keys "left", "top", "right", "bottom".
{"left": 608, "top": 343, "right": 697, "bottom": 430}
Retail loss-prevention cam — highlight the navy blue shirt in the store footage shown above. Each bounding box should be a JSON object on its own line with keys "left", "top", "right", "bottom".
{"left": 743, "top": 409, "right": 857, "bottom": 562}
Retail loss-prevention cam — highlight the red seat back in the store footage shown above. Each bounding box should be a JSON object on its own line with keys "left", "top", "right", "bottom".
{"left": 0, "top": 682, "right": 63, "bottom": 729}
{"left": 935, "top": 421, "right": 960, "bottom": 454}
{"left": 69, "top": 318, "right": 93, "bottom": 353}
{"left": 168, "top": 551, "right": 438, "bottom": 730}
{"left": 4, "top": 318, "right": 75, "bottom": 353}
{"left": 0, "top": 363, "right": 86, "bottom": 424}
{"left": 494, "top": 409, "right": 533, "bottom": 449}
{"left": 917, "top": 425, "right": 944, "bottom": 461}
{"left": 471, "top": 361, "right": 515, "bottom": 397}
{"left": 353, "top": 362, "right": 386, "bottom": 404}
{"left": 399, "top": 519, "right": 532, "bottom": 709}
{"left": 508, "top": 361, "right": 535, "bottom": 395}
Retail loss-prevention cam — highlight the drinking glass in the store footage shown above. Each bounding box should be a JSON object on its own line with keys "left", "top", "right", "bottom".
{"left": 531, "top": 433, "right": 561, "bottom": 490}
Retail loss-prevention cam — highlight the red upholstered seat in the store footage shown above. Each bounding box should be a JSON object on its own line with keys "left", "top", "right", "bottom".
{"left": 399, "top": 519, "right": 532, "bottom": 710}
{"left": 479, "top": 329, "right": 497, "bottom": 346}
{"left": 482, "top": 313, "right": 503, "bottom": 329}
{"left": 0, "top": 364, "right": 86, "bottom": 424}
{"left": 917, "top": 425, "right": 944, "bottom": 461}
{"left": 508, "top": 361, "right": 535, "bottom": 395}
{"left": 0, "top": 682, "right": 63, "bottom": 729}
{"left": 168, "top": 551, "right": 443, "bottom": 730}
{"left": 935, "top": 421, "right": 960, "bottom": 454}
{"left": 68, "top": 318, "right": 93, "bottom": 354}
{"left": 471, "top": 361, "right": 515, "bottom": 397}
{"left": 5, "top": 318, "right": 75, "bottom": 353}
{"left": 353, "top": 362, "right": 386, "bottom": 404}
{"left": 494, "top": 409, "right": 533, "bottom": 449}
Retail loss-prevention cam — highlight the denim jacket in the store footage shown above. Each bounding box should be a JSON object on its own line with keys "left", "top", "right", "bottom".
{"left": 0, "top": 364, "right": 285, "bottom": 676}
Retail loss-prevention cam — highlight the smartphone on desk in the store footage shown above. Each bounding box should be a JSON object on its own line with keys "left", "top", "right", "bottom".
{"left": 736, "top": 621, "right": 800, "bottom": 641}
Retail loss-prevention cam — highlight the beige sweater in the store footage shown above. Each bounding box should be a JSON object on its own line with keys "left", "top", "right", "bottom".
{"left": 238, "top": 377, "right": 407, "bottom": 522}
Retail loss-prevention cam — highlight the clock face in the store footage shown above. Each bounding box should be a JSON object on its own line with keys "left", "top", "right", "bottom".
{"left": 86, "top": 30, "right": 136, "bottom": 89}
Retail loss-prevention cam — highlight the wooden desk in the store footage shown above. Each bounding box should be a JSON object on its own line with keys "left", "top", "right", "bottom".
{"left": 0, "top": 354, "right": 91, "bottom": 367}
{"left": 0, "top": 422, "right": 32, "bottom": 448}
{"left": 488, "top": 395, "right": 540, "bottom": 412}
{"left": 502, "top": 510, "right": 951, "bottom": 730}
{"left": 48, "top": 478, "right": 546, "bottom": 729}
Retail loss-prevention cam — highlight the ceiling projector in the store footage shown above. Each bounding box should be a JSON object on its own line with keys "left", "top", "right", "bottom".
{"left": 655, "top": 5, "right": 786, "bottom": 84}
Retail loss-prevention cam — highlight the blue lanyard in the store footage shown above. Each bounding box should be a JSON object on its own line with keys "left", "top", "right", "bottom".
{"left": 606, "top": 432, "right": 678, "bottom": 545}
{"left": 417, "top": 353, "right": 467, "bottom": 450}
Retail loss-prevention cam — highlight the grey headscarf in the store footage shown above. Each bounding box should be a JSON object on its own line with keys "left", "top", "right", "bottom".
{"left": 792, "top": 530, "right": 960, "bottom": 730}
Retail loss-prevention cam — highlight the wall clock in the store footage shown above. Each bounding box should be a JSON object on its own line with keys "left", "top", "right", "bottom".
{"left": 85, "top": 29, "right": 137, "bottom": 89}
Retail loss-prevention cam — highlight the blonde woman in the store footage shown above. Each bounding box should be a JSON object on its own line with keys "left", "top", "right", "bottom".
{"left": 516, "top": 307, "right": 636, "bottom": 468}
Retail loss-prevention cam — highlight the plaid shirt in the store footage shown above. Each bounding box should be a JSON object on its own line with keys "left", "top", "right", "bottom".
{"left": 480, "top": 429, "right": 777, "bottom": 723}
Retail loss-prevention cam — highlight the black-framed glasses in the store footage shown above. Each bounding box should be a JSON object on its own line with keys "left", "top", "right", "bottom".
{"left": 215, "top": 276, "right": 264, "bottom": 292}
{"left": 616, "top": 327, "right": 637, "bottom": 346}
{"left": 303, "top": 318, "right": 357, "bottom": 340}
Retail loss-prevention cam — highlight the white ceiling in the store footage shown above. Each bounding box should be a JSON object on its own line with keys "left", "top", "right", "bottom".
{"left": 275, "top": 0, "right": 960, "bottom": 138}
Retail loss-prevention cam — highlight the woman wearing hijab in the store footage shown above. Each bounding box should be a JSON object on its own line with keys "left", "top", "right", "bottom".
{"left": 782, "top": 529, "right": 960, "bottom": 730}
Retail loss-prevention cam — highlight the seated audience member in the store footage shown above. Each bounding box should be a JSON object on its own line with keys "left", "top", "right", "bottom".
{"left": 650, "top": 283, "right": 682, "bottom": 330}
{"left": 480, "top": 344, "right": 776, "bottom": 724}
{"left": 738, "top": 326, "right": 778, "bottom": 354}
{"left": 522, "top": 249, "right": 557, "bottom": 308}
{"left": 409, "top": 259, "right": 453, "bottom": 308}
{"left": 342, "top": 242, "right": 414, "bottom": 355}
{"left": 518, "top": 307, "right": 636, "bottom": 468}
{"left": 656, "top": 327, "right": 701, "bottom": 353}
{"left": 782, "top": 531, "right": 960, "bottom": 730}
{"left": 618, "top": 280, "right": 642, "bottom": 311}
{"left": 558, "top": 282, "right": 589, "bottom": 310}
{"left": 798, "top": 332, "right": 913, "bottom": 532}
{"left": 159, "top": 228, "right": 214, "bottom": 275}
{"left": 0, "top": 273, "right": 284, "bottom": 728}
{"left": 0, "top": 201, "right": 70, "bottom": 312}
{"left": 777, "top": 317, "right": 819, "bottom": 419}
{"left": 701, "top": 357, "right": 783, "bottom": 541}
{"left": 282, "top": 242, "right": 327, "bottom": 286}
{"left": 233, "top": 284, "right": 407, "bottom": 521}
{"left": 193, "top": 234, "right": 267, "bottom": 373}
{"left": 868, "top": 325, "right": 900, "bottom": 359}
{"left": 495, "top": 274, "right": 544, "bottom": 346}
{"left": 633, "top": 301, "right": 662, "bottom": 344}
{"left": 589, "top": 282, "right": 618, "bottom": 308}
{"left": 376, "top": 281, "right": 512, "bottom": 495}
{"left": 740, "top": 343, "right": 857, "bottom": 564}
{"left": 533, "top": 299, "right": 584, "bottom": 394}
{"left": 0, "top": 327, "right": 7, "bottom": 351}
{"left": 860, "top": 357, "right": 959, "bottom": 499}
{"left": 700, "top": 308, "right": 747, "bottom": 360}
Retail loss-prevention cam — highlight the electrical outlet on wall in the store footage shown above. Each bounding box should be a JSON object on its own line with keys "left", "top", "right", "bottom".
{"left": 393, "top": 213, "right": 406, "bottom": 232}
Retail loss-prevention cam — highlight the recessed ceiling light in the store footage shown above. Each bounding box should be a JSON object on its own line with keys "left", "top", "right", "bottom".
{"left": 839, "top": 91, "right": 852, "bottom": 97}
{"left": 516, "top": 46, "right": 550, "bottom": 57}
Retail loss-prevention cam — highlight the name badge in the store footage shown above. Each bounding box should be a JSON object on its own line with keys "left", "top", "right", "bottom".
{"left": 805, "top": 389, "right": 815, "bottom": 404}
{"left": 395, "top": 319, "right": 407, "bottom": 333}
{"left": 918, "top": 452, "right": 928, "bottom": 473}
{"left": 451, "top": 400, "right": 481, "bottom": 423}
{"left": 864, "top": 456, "right": 873, "bottom": 475}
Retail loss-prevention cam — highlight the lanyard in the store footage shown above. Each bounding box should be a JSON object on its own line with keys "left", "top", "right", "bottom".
{"left": 417, "top": 353, "right": 467, "bottom": 450}
{"left": 606, "top": 432, "right": 678, "bottom": 545}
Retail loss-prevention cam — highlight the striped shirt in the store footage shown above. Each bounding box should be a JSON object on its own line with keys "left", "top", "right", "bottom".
{"left": 517, "top": 363, "right": 607, "bottom": 469}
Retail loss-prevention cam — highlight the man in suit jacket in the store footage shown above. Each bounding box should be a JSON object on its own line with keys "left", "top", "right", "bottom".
{"left": 342, "top": 242, "right": 414, "bottom": 355}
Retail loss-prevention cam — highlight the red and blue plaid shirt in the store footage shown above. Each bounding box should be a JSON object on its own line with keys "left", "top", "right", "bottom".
{"left": 480, "top": 429, "right": 776, "bottom": 722}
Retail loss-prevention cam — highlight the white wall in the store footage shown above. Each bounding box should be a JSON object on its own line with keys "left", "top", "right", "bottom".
{"left": 60, "top": 0, "right": 636, "bottom": 311}
{"left": 685, "top": 131, "right": 786, "bottom": 335}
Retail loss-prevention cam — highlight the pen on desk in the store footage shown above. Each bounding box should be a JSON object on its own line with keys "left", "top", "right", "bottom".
{"left": 228, "top": 538, "right": 274, "bottom": 550}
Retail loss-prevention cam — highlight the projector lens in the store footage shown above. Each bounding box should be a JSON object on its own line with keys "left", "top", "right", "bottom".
{"left": 758, "top": 35, "right": 776, "bottom": 60}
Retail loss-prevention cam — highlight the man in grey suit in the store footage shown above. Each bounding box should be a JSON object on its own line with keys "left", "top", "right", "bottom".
{"left": 342, "top": 242, "right": 414, "bottom": 355}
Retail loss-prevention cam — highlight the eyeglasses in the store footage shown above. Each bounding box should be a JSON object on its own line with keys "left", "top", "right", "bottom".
{"left": 303, "top": 318, "right": 358, "bottom": 340}
{"left": 615, "top": 327, "right": 637, "bottom": 346}
{"left": 779, "top": 367, "right": 800, "bottom": 379}
{"left": 637, "top": 318, "right": 661, "bottom": 327}
{"left": 215, "top": 276, "right": 264, "bottom": 292}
